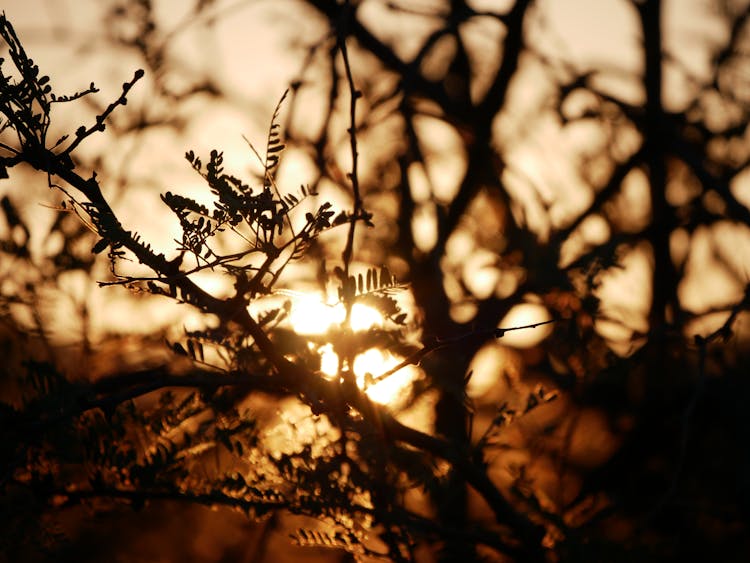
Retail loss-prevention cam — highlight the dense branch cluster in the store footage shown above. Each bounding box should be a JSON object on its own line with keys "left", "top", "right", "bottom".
{"left": 0, "top": 12, "right": 554, "bottom": 561}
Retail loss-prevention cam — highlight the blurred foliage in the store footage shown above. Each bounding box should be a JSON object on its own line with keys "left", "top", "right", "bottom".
{"left": 1, "top": 1, "right": 750, "bottom": 562}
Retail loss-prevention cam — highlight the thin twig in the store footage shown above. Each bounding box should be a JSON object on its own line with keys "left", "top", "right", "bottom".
{"left": 337, "top": 0, "right": 363, "bottom": 292}
{"left": 61, "top": 69, "right": 144, "bottom": 156}
{"left": 374, "top": 317, "right": 560, "bottom": 382}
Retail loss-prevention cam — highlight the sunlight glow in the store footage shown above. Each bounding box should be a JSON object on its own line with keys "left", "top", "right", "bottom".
{"left": 317, "top": 344, "right": 420, "bottom": 405}
{"left": 318, "top": 344, "right": 339, "bottom": 379}
{"left": 354, "top": 348, "right": 420, "bottom": 405}
{"left": 349, "top": 304, "right": 384, "bottom": 332}
{"left": 288, "top": 294, "right": 345, "bottom": 335}
{"left": 314, "top": 340, "right": 420, "bottom": 406}
{"left": 285, "top": 290, "right": 418, "bottom": 405}
{"left": 287, "top": 293, "right": 384, "bottom": 335}
{"left": 264, "top": 399, "right": 341, "bottom": 458}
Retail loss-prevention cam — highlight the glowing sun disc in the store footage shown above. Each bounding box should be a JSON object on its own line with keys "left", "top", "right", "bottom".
{"left": 287, "top": 292, "right": 383, "bottom": 335}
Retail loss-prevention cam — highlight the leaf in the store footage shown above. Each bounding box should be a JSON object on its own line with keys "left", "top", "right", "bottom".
{"left": 263, "top": 89, "right": 289, "bottom": 187}
{"left": 258, "top": 307, "right": 282, "bottom": 326}
{"left": 291, "top": 528, "right": 355, "bottom": 550}
{"left": 92, "top": 238, "right": 108, "bottom": 254}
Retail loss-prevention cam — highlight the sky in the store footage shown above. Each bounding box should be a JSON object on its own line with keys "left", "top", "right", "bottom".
{"left": 1, "top": 0, "right": 749, "bottom": 350}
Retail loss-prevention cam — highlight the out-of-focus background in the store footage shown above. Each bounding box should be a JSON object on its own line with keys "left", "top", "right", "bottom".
{"left": 2, "top": 0, "right": 750, "bottom": 561}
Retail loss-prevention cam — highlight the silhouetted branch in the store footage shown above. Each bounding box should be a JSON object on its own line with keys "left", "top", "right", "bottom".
{"left": 336, "top": 1, "right": 363, "bottom": 286}
{"left": 374, "top": 318, "right": 559, "bottom": 383}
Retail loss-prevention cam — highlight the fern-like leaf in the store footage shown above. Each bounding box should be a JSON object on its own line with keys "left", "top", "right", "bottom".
{"left": 263, "top": 88, "right": 289, "bottom": 188}
{"left": 291, "top": 527, "right": 357, "bottom": 551}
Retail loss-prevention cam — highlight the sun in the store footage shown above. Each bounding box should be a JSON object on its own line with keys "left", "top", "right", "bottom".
{"left": 353, "top": 348, "right": 420, "bottom": 405}
{"left": 286, "top": 292, "right": 345, "bottom": 335}
{"left": 315, "top": 345, "right": 418, "bottom": 405}
{"left": 283, "top": 290, "right": 420, "bottom": 405}
{"left": 286, "top": 292, "right": 384, "bottom": 335}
